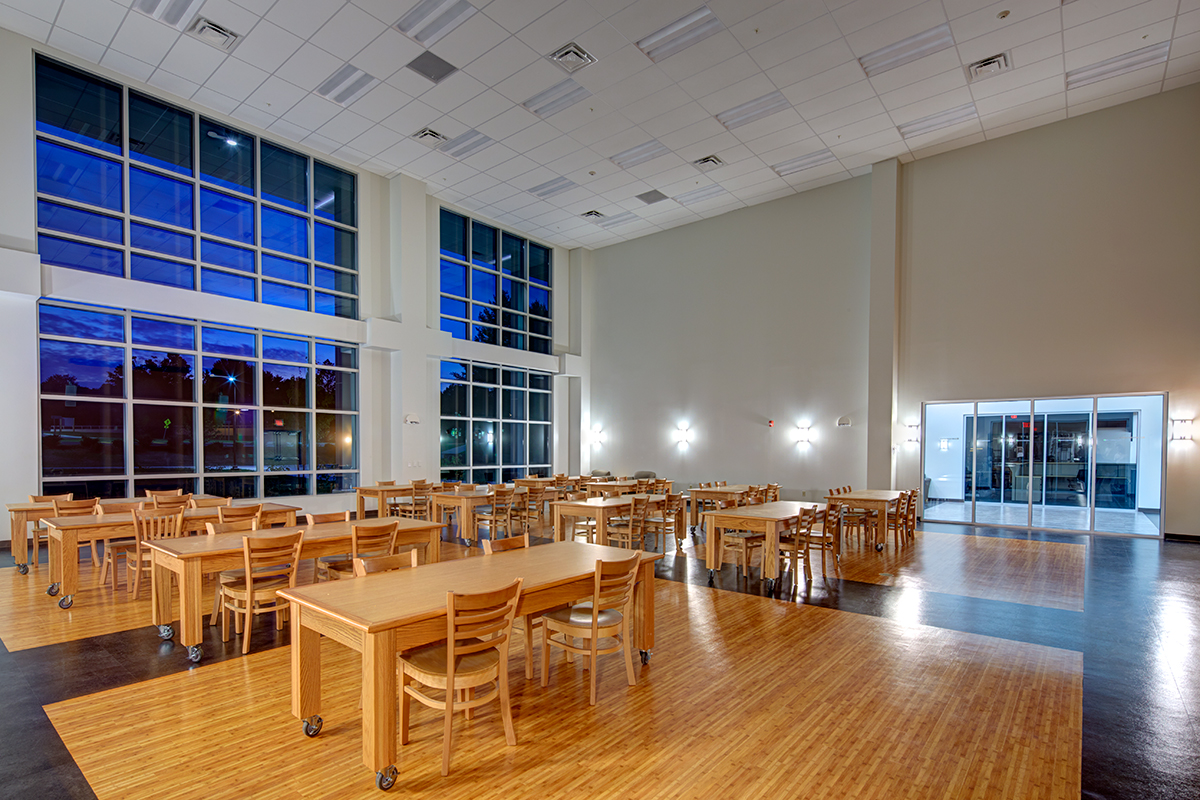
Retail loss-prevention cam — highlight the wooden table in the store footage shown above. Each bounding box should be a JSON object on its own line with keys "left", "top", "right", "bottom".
{"left": 147, "top": 516, "right": 445, "bottom": 663}
{"left": 826, "top": 490, "right": 903, "bottom": 551}
{"left": 278, "top": 541, "right": 662, "bottom": 791}
{"left": 702, "top": 501, "right": 825, "bottom": 592}
{"left": 430, "top": 486, "right": 534, "bottom": 545}
{"left": 584, "top": 480, "right": 639, "bottom": 497}
{"left": 688, "top": 485, "right": 753, "bottom": 527}
{"left": 355, "top": 484, "right": 416, "bottom": 520}
{"left": 6, "top": 496, "right": 218, "bottom": 576}
{"left": 42, "top": 503, "right": 300, "bottom": 610}
{"left": 551, "top": 494, "right": 676, "bottom": 548}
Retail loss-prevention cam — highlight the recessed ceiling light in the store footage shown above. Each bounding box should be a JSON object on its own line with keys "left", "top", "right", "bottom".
{"left": 609, "top": 140, "right": 670, "bottom": 169}
{"left": 897, "top": 102, "right": 979, "bottom": 139}
{"left": 715, "top": 91, "right": 790, "bottom": 130}
{"left": 132, "top": 0, "right": 204, "bottom": 30}
{"left": 674, "top": 184, "right": 727, "bottom": 204}
{"left": 692, "top": 155, "right": 725, "bottom": 171}
{"left": 547, "top": 42, "right": 597, "bottom": 74}
{"left": 439, "top": 129, "right": 494, "bottom": 159}
{"left": 1065, "top": 41, "right": 1170, "bottom": 90}
{"left": 395, "top": 0, "right": 477, "bottom": 47}
{"left": 528, "top": 177, "right": 578, "bottom": 198}
{"left": 596, "top": 211, "right": 639, "bottom": 228}
{"left": 636, "top": 6, "right": 725, "bottom": 62}
{"left": 771, "top": 149, "right": 837, "bottom": 177}
{"left": 858, "top": 24, "right": 955, "bottom": 78}
{"left": 522, "top": 78, "right": 591, "bottom": 118}
{"left": 636, "top": 189, "right": 669, "bottom": 204}
{"left": 406, "top": 51, "right": 459, "bottom": 84}
{"left": 316, "top": 64, "right": 379, "bottom": 106}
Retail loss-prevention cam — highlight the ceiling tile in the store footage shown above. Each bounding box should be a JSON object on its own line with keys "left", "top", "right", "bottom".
{"left": 348, "top": 81, "right": 411, "bottom": 122}
{"left": 657, "top": 31, "right": 745, "bottom": 83}
{"left": 310, "top": 3, "right": 385, "bottom": 61}
{"left": 429, "top": 10, "right": 514, "bottom": 67}
{"left": 195, "top": 0, "right": 261, "bottom": 33}
{"left": 476, "top": 104, "right": 540, "bottom": 139}
{"left": 349, "top": 29, "right": 424, "bottom": 82}
{"left": 1163, "top": 67, "right": 1200, "bottom": 91}
{"left": 621, "top": 85, "right": 693, "bottom": 123}
{"left": 803, "top": 79, "right": 888, "bottom": 118}
{"left": 833, "top": 0, "right": 929, "bottom": 37}
{"left": 420, "top": 71, "right": 489, "bottom": 113}
{"left": 485, "top": 0, "right": 568, "bottom": 33}
{"left": 642, "top": 101, "right": 713, "bottom": 138}
{"left": 231, "top": 102, "right": 278, "bottom": 129}
{"left": 346, "top": 123, "right": 405, "bottom": 155}
{"left": 525, "top": 134, "right": 583, "bottom": 165}
{"left": 677, "top": 52, "right": 760, "bottom": 100}
{"left": 1063, "top": 18, "right": 1174, "bottom": 71}
{"left": 461, "top": 35, "right": 542, "bottom": 84}
{"left": 0, "top": 5, "right": 51, "bottom": 41}
{"left": 657, "top": 116, "right": 727, "bottom": 150}
{"left": 449, "top": 89, "right": 514, "bottom": 127}
{"left": 278, "top": 42, "right": 345, "bottom": 92}
{"left": 1066, "top": 61, "right": 1166, "bottom": 104}
{"left": 1064, "top": 0, "right": 1176, "bottom": 53}
{"left": 461, "top": 141, "right": 520, "bottom": 171}
{"left": 605, "top": 0, "right": 702, "bottom": 41}
{"left": 492, "top": 58, "right": 566, "bottom": 103}
{"left": 514, "top": 0, "right": 604, "bottom": 51}
{"left": 766, "top": 39, "right": 857, "bottom": 89}
{"left": 819, "top": 112, "right": 898, "bottom": 148}
{"left": 695, "top": 73, "right": 778, "bottom": 114}
{"left": 54, "top": 0, "right": 126, "bottom": 47}
{"left": 1167, "top": 51, "right": 1200, "bottom": 78}
{"left": 269, "top": 116, "right": 317, "bottom": 145}
{"left": 109, "top": 12, "right": 178, "bottom": 66}
{"left": 844, "top": 0, "right": 949, "bottom": 58}
{"left": 887, "top": 86, "right": 974, "bottom": 125}
{"left": 573, "top": 44, "right": 654, "bottom": 94}
{"left": 191, "top": 86, "right": 242, "bottom": 115}
{"left": 830, "top": 128, "right": 907, "bottom": 164}
{"left": 377, "top": 136, "right": 433, "bottom": 166}
{"left": 489, "top": 153, "right": 541, "bottom": 181}
{"left": 404, "top": 148, "right": 458, "bottom": 178}
{"left": 5, "top": 0, "right": 61, "bottom": 23}
{"left": 866, "top": 47, "right": 962, "bottom": 95}
{"left": 744, "top": 123, "right": 822, "bottom": 158}
{"left": 243, "top": 75, "right": 307, "bottom": 115}
{"left": 1177, "top": 7, "right": 1200, "bottom": 37}
{"left": 265, "top": 0, "right": 344, "bottom": 40}
{"left": 982, "top": 105, "right": 1065, "bottom": 139}
{"left": 672, "top": 131, "right": 748, "bottom": 162}
{"left": 777, "top": 60, "right": 865, "bottom": 107}
{"left": 807, "top": 96, "right": 887, "bottom": 134}
{"left": 99, "top": 49, "right": 156, "bottom": 83}
{"left": 545, "top": 98, "right": 617, "bottom": 134}
{"left": 206, "top": 58, "right": 270, "bottom": 103}
{"left": 728, "top": 0, "right": 829, "bottom": 52}
{"left": 595, "top": 66, "right": 673, "bottom": 108}
{"left": 967, "top": 55, "right": 1063, "bottom": 102}
{"left": 1067, "top": 79, "right": 1160, "bottom": 116}
{"left": 978, "top": 91, "right": 1065, "bottom": 127}
{"left": 1063, "top": 0, "right": 1161, "bottom": 29}
{"left": 747, "top": 12, "right": 843, "bottom": 72}
{"left": 235, "top": 20, "right": 305, "bottom": 74}
{"left": 729, "top": 107, "right": 806, "bottom": 142}
{"left": 567, "top": 111, "right": 635, "bottom": 147}
{"left": 956, "top": 9, "right": 1063, "bottom": 63}
{"left": 315, "top": 109, "right": 375, "bottom": 143}
{"left": 949, "top": 0, "right": 1058, "bottom": 44}
{"left": 159, "top": 35, "right": 229, "bottom": 86}
{"left": 48, "top": 27, "right": 106, "bottom": 62}
{"left": 572, "top": 21, "right": 628, "bottom": 60}
{"left": 147, "top": 69, "right": 201, "bottom": 101}
{"left": 907, "top": 129, "right": 985, "bottom": 159}
{"left": 233, "top": 0, "right": 276, "bottom": 13}
{"left": 281, "top": 93, "right": 342, "bottom": 130}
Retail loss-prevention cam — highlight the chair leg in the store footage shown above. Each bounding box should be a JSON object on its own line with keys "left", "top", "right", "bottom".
{"left": 99, "top": 544, "right": 110, "bottom": 588}
{"left": 500, "top": 658, "right": 517, "bottom": 746}
{"left": 588, "top": 637, "right": 599, "bottom": 706}
{"left": 241, "top": 605, "right": 252, "bottom": 655}
{"left": 210, "top": 582, "right": 223, "bottom": 625}
{"left": 90, "top": 540, "right": 99, "bottom": 567}
{"left": 399, "top": 671, "right": 411, "bottom": 745}
{"left": 540, "top": 626, "right": 551, "bottom": 687}
{"left": 622, "top": 616, "right": 637, "bottom": 689}
{"left": 523, "top": 615, "right": 534, "bottom": 681}
{"left": 442, "top": 681, "right": 455, "bottom": 776}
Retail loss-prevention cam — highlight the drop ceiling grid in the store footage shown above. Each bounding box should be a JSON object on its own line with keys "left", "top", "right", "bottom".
{"left": 1, "top": 0, "right": 1197, "bottom": 248}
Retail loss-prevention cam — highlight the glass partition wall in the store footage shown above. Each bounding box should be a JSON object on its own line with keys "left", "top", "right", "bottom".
{"left": 922, "top": 394, "right": 1165, "bottom": 536}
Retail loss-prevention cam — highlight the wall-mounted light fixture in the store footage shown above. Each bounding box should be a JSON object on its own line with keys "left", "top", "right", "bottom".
{"left": 672, "top": 421, "right": 694, "bottom": 447}
{"left": 939, "top": 438, "right": 950, "bottom": 452}
{"left": 906, "top": 425, "right": 921, "bottom": 443}
{"left": 590, "top": 423, "right": 606, "bottom": 446}
{"left": 1172, "top": 419, "right": 1194, "bottom": 440}
{"left": 792, "top": 425, "right": 811, "bottom": 444}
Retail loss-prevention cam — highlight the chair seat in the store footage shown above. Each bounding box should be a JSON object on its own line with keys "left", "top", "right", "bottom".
{"left": 722, "top": 530, "right": 765, "bottom": 541}
{"left": 401, "top": 639, "right": 500, "bottom": 683}
{"left": 544, "top": 602, "right": 623, "bottom": 629}
{"left": 217, "top": 568, "right": 246, "bottom": 584}
{"left": 220, "top": 574, "right": 289, "bottom": 596}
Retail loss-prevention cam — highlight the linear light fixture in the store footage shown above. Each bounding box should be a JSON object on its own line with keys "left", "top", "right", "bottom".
{"left": 316, "top": 64, "right": 379, "bottom": 107}
{"left": 522, "top": 78, "right": 591, "bottom": 118}
{"left": 897, "top": 102, "right": 978, "bottom": 139}
{"left": 674, "top": 184, "right": 726, "bottom": 204}
{"left": 858, "top": 23, "right": 955, "bottom": 78}
{"left": 1065, "top": 41, "right": 1170, "bottom": 90}
{"left": 395, "top": 0, "right": 477, "bottom": 47}
{"left": 770, "top": 149, "right": 837, "bottom": 177}
{"left": 438, "top": 129, "right": 494, "bottom": 159}
{"left": 596, "top": 211, "right": 638, "bottom": 228}
{"left": 610, "top": 140, "right": 670, "bottom": 169}
{"left": 528, "top": 176, "right": 578, "bottom": 198}
{"left": 636, "top": 6, "right": 725, "bottom": 62}
{"left": 132, "top": 0, "right": 205, "bottom": 30}
{"left": 715, "top": 91, "right": 789, "bottom": 130}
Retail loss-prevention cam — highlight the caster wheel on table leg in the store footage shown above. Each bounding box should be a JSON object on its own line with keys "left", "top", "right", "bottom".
{"left": 303, "top": 715, "right": 323, "bottom": 737}
{"left": 875, "top": 543, "right": 884, "bottom": 552}
{"left": 58, "top": 595, "right": 73, "bottom": 609}
{"left": 47, "top": 583, "right": 60, "bottom": 597}
{"left": 187, "top": 645, "right": 203, "bottom": 663}
{"left": 158, "top": 625, "right": 174, "bottom": 640}
{"left": 766, "top": 578, "right": 776, "bottom": 595}
{"left": 707, "top": 570, "right": 715, "bottom": 586}
{"left": 17, "top": 564, "right": 28, "bottom": 575}
{"left": 640, "top": 650, "right": 651, "bottom": 665}
{"left": 376, "top": 765, "right": 398, "bottom": 791}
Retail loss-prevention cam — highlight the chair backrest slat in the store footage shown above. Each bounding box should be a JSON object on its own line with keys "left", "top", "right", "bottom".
{"left": 351, "top": 521, "right": 398, "bottom": 558}
{"left": 242, "top": 532, "right": 303, "bottom": 587}
{"left": 352, "top": 551, "right": 418, "bottom": 576}
{"left": 482, "top": 533, "right": 529, "bottom": 554}
{"left": 53, "top": 498, "right": 100, "bottom": 516}
{"left": 190, "top": 496, "right": 232, "bottom": 508}
{"left": 306, "top": 511, "right": 351, "bottom": 525}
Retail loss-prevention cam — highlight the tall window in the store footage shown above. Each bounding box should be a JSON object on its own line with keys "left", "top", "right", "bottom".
{"left": 439, "top": 209, "right": 552, "bottom": 354}
{"left": 440, "top": 360, "right": 552, "bottom": 483}
{"left": 34, "top": 56, "right": 358, "bottom": 319}
{"left": 38, "top": 302, "right": 359, "bottom": 499}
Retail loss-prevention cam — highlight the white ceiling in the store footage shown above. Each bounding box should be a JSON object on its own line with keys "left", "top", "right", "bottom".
{"left": 4, "top": 0, "right": 1199, "bottom": 250}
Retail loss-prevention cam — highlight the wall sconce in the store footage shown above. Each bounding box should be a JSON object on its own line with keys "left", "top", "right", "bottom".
{"left": 672, "top": 422, "right": 694, "bottom": 446}
{"left": 792, "top": 425, "right": 811, "bottom": 444}
{"left": 1172, "top": 419, "right": 1193, "bottom": 440}
{"left": 590, "top": 424, "right": 606, "bottom": 446}
{"left": 906, "top": 425, "right": 920, "bottom": 443}
{"left": 939, "top": 438, "right": 949, "bottom": 452}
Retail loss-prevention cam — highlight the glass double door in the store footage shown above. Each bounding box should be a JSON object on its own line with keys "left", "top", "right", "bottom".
{"left": 922, "top": 395, "right": 1163, "bottom": 536}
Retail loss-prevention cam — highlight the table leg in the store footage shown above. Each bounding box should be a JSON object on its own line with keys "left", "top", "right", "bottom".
{"left": 705, "top": 516, "right": 719, "bottom": 581}
{"left": 596, "top": 508, "right": 610, "bottom": 546}
{"left": 552, "top": 505, "right": 564, "bottom": 542}
{"left": 60, "top": 530, "right": 79, "bottom": 605}
{"left": 48, "top": 532, "right": 61, "bottom": 590}
{"left": 875, "top": 502, "right": 887, "bottom": 551}
{"left": 633, "top": 561, "right": 656, "bottom": 654}
{"left": 291, "top": 606, "right": 322, "bottom": 723}
{"left": 150, "top": 556, "right": 172, "bottom": 626}
{"left": 461, "top": 501, "right": 475, "bottom": 545}
{"left": 356, "top": 492, "right": 366, "bottom": 521}
{"left": 11, "top": 512, "right": 29, "bottom": 573}
{"left": 178, "top": 559, "right": 204, "bottom": 656}
{"left": 673, "top": 505, "right": 684, "bottom": 554}
{"left": 362, "top": 630, "right": 398, "bottom": 780}
{"left": 427, "top": 528, "right": 441, "bottom": 563}
{"left": 763, "top": 522, "right": 780, "bottom": 583}
{"left": 690, "top": 497, "right": 699, "bottom": 528}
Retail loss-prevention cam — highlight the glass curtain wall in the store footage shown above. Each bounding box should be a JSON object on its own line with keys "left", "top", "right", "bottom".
{"left": 922, "top": 395, "right": 1164, "bottom": 536}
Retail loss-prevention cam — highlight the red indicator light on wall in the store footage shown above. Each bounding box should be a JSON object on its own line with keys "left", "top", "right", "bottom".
{"left": 768, "top": 420, "right": 774, "bottom": 427}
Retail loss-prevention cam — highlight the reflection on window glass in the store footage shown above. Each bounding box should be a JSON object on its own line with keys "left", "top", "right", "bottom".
{"left": 472, "top": 221, "right": 496, "bottom": 268}
{"left": 441, "top": 419, "right": 466, "bottom": 467}
{"left": 503, "top": 278, "right": 526, "bottom": 312}
{"left": 200, "top": 118, "right": 254, "bottom": 194}
{"left": 315, "top": 267, "right": 356, "bottom": 295}
{"left": 131, "top": 223, "right": 194, "bottom": 260}
{"left": 130, "top": 167, "right": 194, "bottom": 229}
{"left": 530, "top": 286, "right": 550, "bottom": 317}
{"left": 38, "top": 201, "right": 123, "bottom": 245}
{"left": 201, "top": 239, "right": 255, "bottom": 273}
{"left": 530, "top": 337, "right": 551, "bottom": 354}
{"left": 44, "top": 478, "right": 128, "bottom": 498}
{"left": 132, "top": 253, "right": 194, "bottom": 289}
{"left": 529, "top": 424, "right": 551, "bottom": 465}
{"left": 261, "top": 142, "right": 308, "bottom": 211}
{"left": 262, "top": 336, "right": 308, "bottom": 363}
{"left": 202, "top": 357, "right": 254, "bottom": 405}
{"left": 529, "top": 373, "right": 550, "bottom": 391}
{"left": 473, "top": 386, "right": 497, "bottom": 418}
{"left": 441, "top": 297, "right": 466, "bottom": 319}
{"left": 129, "top": 92, "right": 193, "bottom": 176}
{"left": 441, "top": 381, "right": 468, "bottom": 417}
{"left": 263, "top": 362, "right": 308, "bottom": 407}
{"left": 40, "top": 340, "right": 124, "bottom": 397}
{"left": 502, "top": 422, "right": 526, "bottom": 466}
{"left": 203, "top": 408, "right": 255, "bottom": 472}
{"left": 263, "top": 281, "right": 309, "bottom": 311}
{"left": 263, "top": 254, "right": 308, "bottom": 283}
{"left": 441, "top": 318, "right": 467, "bottom": 340}
{"left": 136, "top": 477, "right": 195, "bottom": 495}
{"left": 41, "top": 399, "right": 125, "bottom": 476}
{"left": 315, "top": 223, "right": 355, "bottom": 270}
{"left": 530, "top": 244, "right": 551, "bottom": 286}
{"left": 203, "top": 327, "right": 255, "bottom": 356}
{"left": 529, "top": 392, "right": 550, "bottom": 422}
{"left": 316, "top": 369, "right": 356, "bottom": 411}
{"left": 442, "top": 260, "right": 467, "bottom": 297}
{"left": 200, "top": 189, "right": 254, "bottom": 244}
{"left": 440, "top": 208, "right": 466, "bottom": 259}
{"left": 37, "top": 140, "right": 123, "bottom": 211}
{"left": 441, "top": 360, "right": 468, "bottom": 381}
{"left": 473, "top": 269, "right": 497, "bottom": 305}
{"left": 501, "top": 232, "right": 524, "bottom": 278}
{"left": 473, "top": 421, "right": 497, "bottom": 465}
{"left": 314, "top": 293, "right": 356, "bottom": 318}
{"left": 133, "top": 404, "right": 194, "bottom": 473}
{"left": 35, "top": 58, "right": 121, "bottom": 153}
{"left": 206, "top": 475, "right": 257, "bottom": 498}
{"left": 132, "top": 350, "right": 194, "bottom": 401}
{"left": 39, "top": 304, "right": 124, "bottom": 342}
{"left": 265, "top": 474, "right": 309, "bottom": 497}
{"left": 261, "top": 206, "right": 309, "bottom": 258}
{"left": 503, "top": 389, "right": 525, "bottom": 420}
{"left": 263, "top": 410, "right": 308, "bottom": 471}
{"left": 316, "top": 414, "right": 355, "bottom": 470}
{"left": 313, "top": 161, "right": 355, "bottom": 226}
{"left": 473, "top": 324, "right": 497, "bottom": 345}
{"left": 316, "top": 472, "right": 358, "bottom": 494}
{"left": 132, "top": 318, "right": 193, "bottom": 350}
{"left": 201, "top": 268, "right": 255, "bottom": 301}
{"left": 315, "top": 342, "right": 356, "bottom": 368}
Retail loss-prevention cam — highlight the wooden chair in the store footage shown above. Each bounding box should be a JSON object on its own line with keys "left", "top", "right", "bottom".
{"left": 802, "top": 503, "right": 842, "bottom": 581}
{"left": 886, "top": 492, "right": 911, "bottom": 549}
{"left": 190, "top": 496, "right": 232, "bottom": 508}
{"left": 351, "top": 550, "right": 419, "bottom": 576}
{"left": 306, "top": 511, "right": 352, "bottom": 579}
{"left": 218, "top": 504, "right": 263, "bottom": 526}
{"left": 778, "top": 506, "right": 820, "bottom": 586}
{"left": 541, "top": 553, "right": 640, "bottom": 706}
{"left": 386, "top": 485, "right": 415, "bottom": 517}
{"left": 96, "top": 501, "right": 145, "bottom": 591}
{"left": 905, "top": 489, "right": 919, "bottom": 543}
{"left": 318, "top": 521, "right": 399, "bottom": 581}
{"left": 720, "top": 527, "right": 764, "bottom": 578}
{"left": 144, "top": 488, "right": 183, "bottom": 499}
{"left": 51, "top": 497, "right": 102, "bottom": 567}
{"left": 511, "top": 486, "right": 546, "bottom": 534}
{"left": 219, "top": 531, "right": 304, "bottom": 654}
{"left": 481, "top": 533, "right": 545, "bottom": 678}
{"left": 645, "top": 493, "right": 683, "bottom": 553}
{"left": 29, "top": 493, "right": 72, "bottom": 568}
{"left": 402, "top": 484, "right": 433, "bottom": 521}
{"left": 206, "top": 518, "right": 259, "bottom": 625}
{"left": 476, "top": 486, "right": 517, "bottom": 541}
{"left": 561, "top": 491, "right": 596, "bottom": 543}
{"left": 765, "top": 483, "right": 781, "bottom": 502}
{"left": 606, "top": 495, "right": 649, "bottom": 549}
{"left": 399, "top": 578, "right": 523, "bottom": 776}
{"left": 127, "top": 507, "right": 185, "bottom": 599}
{"left": 153, "top": 493, "right": 192, "bottom": 510}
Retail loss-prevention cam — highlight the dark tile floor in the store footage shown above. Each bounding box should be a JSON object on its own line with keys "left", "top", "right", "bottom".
{"left": 3, "top": 525, "right": 1200, "bottom": 799}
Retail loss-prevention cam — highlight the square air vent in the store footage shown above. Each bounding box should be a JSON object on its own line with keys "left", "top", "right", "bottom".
{"left": 547, "top": 42, "right": 597, "bottom": 73}
{"left": 581, "top": 210, "right": 605, "bottom": 218}
{"left": 407, "top": 51, "right": 458, "bottom": 84}
{"left": 636, "top": 190, "right": 668, "bottom": 205}
{"left": 411, "top": 127, "right": 449, "bottom": 146}
{"left": 187, "top": 18, "right": 240, "bottom": 52}
{"left": 967, "top": 52, "right": 1012, "bottom": 82}
{"left": 692, "top": 155, "right": 724, "bottom": 171}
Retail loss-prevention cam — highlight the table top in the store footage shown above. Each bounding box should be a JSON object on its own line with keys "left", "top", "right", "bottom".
{"left": 7, "top": 495, "right": 219, "bottom": 513}
{"left": 828, "top": 490, "right": 905, "bottom": 502}
{"left": 147, "top": 516, "right": 443, "bottom": 560}
{"left": 42, "top": 502, "right": 301, "bottom": 531}
{"left": 553, "top": 494, "right": 666, "bottom": 509}
{"left": 703, "top": 501, "right": 825, "bottom": 521}
{"left": 432, "top": 486, "right": 534, "bottom": 499}
{"left": 693, "top": 484, "right": 753, "bottom": 493}
{"left": 279, "top": 541, "right": 659, "bottom": 635}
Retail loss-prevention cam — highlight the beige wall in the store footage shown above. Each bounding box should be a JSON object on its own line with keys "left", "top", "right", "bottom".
{"left": 589, "top": 176, "right": 873, "bottom": 499}
{"left": 895, "top": 82, "right": 1200, "bottom": 535}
